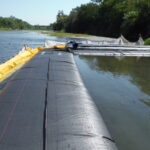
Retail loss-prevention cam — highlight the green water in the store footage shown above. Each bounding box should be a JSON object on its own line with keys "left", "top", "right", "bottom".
{"left": 75, "top": 56, "right": 150, "bottom": 150}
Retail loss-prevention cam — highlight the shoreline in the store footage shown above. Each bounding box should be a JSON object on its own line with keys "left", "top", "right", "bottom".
{"left": 0, "top": 29, "right": 116, "bottom": 42}
{"left": 0, "top": 29, "right": 149, "bottom": 44}
{"left": 73, "top": 35, "right": 116, "bottom": 42}
{"left": 0, "top": 28, "right": 12, "bottom": 31}
{"left": 42, "top": 31, "right": 116, "bottom": 42}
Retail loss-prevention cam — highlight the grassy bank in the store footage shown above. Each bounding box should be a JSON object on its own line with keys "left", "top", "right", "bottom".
{"left": 144, "top": 38, "right": 150, "bottom": 45}
{"left": 0, "top": 28, "right": 12, "bottom": 31}
{"left": 42, "top": 31, "right": 90, "bottom": 37}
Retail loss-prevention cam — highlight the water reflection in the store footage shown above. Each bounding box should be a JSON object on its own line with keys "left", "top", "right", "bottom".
{"left": 75, "top": 56, "right": 150, "bottom": 150}
{"left": 80, "top": 56, "right": 150, "bottom": 97}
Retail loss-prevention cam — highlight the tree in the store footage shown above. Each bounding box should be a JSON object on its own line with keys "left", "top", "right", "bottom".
{"left": 91, "top": 0, "right": 103, "bottom": 4}
{"left": 0, "top": 16, "right": 32, "bottom": 29}
{"left": 50, "top": 11, "right": 68, "bottom": 31}
{"left": 50, "top": 0, "right": 150, "bottom": 40}
{"left": 65, "top": 3, "right": 99, "bottom": 34}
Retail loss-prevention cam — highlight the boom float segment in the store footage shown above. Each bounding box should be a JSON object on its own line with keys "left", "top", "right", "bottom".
{"left": 0, "top": 44, "right": 66, "bottom": 82}
{"left": 0, "top": 47, "right": 42, "bottom": 82}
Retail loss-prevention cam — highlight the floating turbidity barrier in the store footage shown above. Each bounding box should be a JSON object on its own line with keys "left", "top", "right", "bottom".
{"left": 0, "top": 49, "right": 118, "bottom": 150}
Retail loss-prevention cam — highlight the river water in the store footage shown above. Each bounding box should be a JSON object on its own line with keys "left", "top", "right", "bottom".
{"left": 0, "top": 31, "right": 150, "bottom": 150}
{"left": 0, "top": 30, "right": 69, "bottom": 63}
{"left": 75, "top": 56, "right": 150, "bottom": 150}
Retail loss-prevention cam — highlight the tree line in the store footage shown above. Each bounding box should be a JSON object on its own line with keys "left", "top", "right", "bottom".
{"left": 0, "top": 16, "right": 32, "bottom": 30}
{"left": 50, "top": 0, "right": 150, "bottom": 41}
{"left": 0, "top": 16, "right": 51, "bottom": 30}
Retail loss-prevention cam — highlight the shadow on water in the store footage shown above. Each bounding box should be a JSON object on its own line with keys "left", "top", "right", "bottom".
{"left": 75, "top": 55, "right": 150, "bottom": 150}
{"left": 80, "top": 56, "right": 150, "bottom": 105}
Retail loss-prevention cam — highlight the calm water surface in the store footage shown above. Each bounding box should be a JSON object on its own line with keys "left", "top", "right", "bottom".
{"left": 75, "top": 56, "right": 150, "bottom": 150}
{"left": 0, "top": 30, "right": 69, "bottom": 63}
{"left": 1, "top": 31, "right": 150, "bottom": 150}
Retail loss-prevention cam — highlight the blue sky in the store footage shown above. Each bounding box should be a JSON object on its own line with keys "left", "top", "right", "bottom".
{"left": 0, "top": 0, "right": 90, "bottom": 25}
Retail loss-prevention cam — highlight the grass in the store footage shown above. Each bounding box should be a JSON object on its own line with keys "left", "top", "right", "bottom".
{"left": 0, "top": 28, "right": 12, "bottom": 31}
{"left": 41, "top": 31, "right": 90, "bottom": 37}
{"left": 144, "top": 38, "right": 150, "bottom": 45}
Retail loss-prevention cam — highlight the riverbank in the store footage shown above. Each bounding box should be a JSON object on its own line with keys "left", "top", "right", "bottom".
{"left": 1, "top": 28, "right": 149, "bottom": 46}
{"left": 0, "top": 29, "right": 116, "bottom": 42}
{"left": 42, "top": 31, "right": 115, "bottom": 41}
{"left": 42, "top": 31, "right": 150, "bottom": 45}
{"left": 41, "top": 31, "right": 90, "bottom": 37}
{"left": 74, "top": 35, "right": 116, "bottom": 41}
{"left": 0, "top": 28, "right": 12, "bottom": 31}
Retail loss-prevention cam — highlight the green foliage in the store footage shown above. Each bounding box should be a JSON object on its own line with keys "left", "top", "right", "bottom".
{"left": 144, "top": 38, "right": 150, "bottom": 45}
{"left": 0, "top": 16, "right": 51, "bottom": 31}
{"left": 50, "top": 11, "right": 68, "bottom": 31}
{"left": 0, "top": 28, "right": 12, "bottom": 31}
{"left": 33, "top": 25, "right": 51, "bottom": 30}
{"left": 0, "top": 16, "right": 32, "bottom": 30}
{"left": 120, "top": 0, "right": 150, "bottom": 40}
{"left": 51, "top": 0, "right": 150, "bottom": 41}
{"left": 42, "top": 31, "right": 89, "bottom": 37}
{"left": 91, "top": 0, "right": 103, "bottom": 4}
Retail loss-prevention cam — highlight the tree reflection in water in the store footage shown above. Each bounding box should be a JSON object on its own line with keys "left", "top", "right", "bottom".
{"left": 79, "top": 56, "right": 150, "bottom": 106}
{"left": 75, "top": 55, "right": 150, "bottom": 150}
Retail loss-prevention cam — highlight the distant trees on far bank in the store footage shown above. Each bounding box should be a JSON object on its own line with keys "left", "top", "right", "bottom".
{"left": 0, "top": 16, "right": 51, "bottom": 30}
{"left": 0, "top": 16, "right": 32, "bottom": 30}
{"left": 50, "top": 0, "right": 150, "bottom": 41}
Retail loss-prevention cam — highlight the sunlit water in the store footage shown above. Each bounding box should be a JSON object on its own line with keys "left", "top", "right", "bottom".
{"left": 0, "top": 31, "right": 150, "bottom": 150}
{"left": 0, "top": 30, "right": 71, "bottom": 63}
{"left": 75, "top": 56, "right": 150, "bottom": 150}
